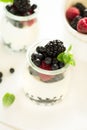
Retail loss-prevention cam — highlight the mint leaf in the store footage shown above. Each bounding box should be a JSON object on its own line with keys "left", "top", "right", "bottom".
{"left": 67, "top": 44, "right": 72, "bottom": 52}
{"left": 0, "top": 0, "right": 13, "bottom": 3}
{"left": 2, "top": 93, "right": 15, "bottom": 107}
{"left": 57, "top": 45, "right": 75, "bottom": 66}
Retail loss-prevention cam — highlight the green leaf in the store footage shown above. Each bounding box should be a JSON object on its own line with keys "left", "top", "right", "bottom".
{"left": 57, "top": 52, "right": 64, "bottom": 62}
{"left": 57, "top": 45, "right": 76, "bottom": 66}
{"left": 0, "top": 0, "right": 13, "bottom": 3}
{"left": 67, "top": 45, "right": 72, "bottom": 52}
{"left": 2, "top": 93, "right": 15, "bottom": 107}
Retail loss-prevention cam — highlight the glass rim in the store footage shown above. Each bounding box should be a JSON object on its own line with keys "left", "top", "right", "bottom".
{"left": 4, "top": 6, "right": 37, "bottom": 21}
{"left": 26, "top": 40, "right": 69, "bottom": 75}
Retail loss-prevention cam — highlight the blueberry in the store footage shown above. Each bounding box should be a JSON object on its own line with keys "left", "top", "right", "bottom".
{"left": 31, "top": 4, "right": 37, "bottom": 10}
{"left": 74, "top": 3, "right": 86, "bottom": 16}
{"left": 51, "top": 64, "right": 59, "bottom": 70}
{"left": 44, "top": 57, "right": 52, "bottom": 65}
{"left": 33, "top": 58, "right": 41, "bottom": 67}
{"left": 52, "top": 58, "right": 58, "bottom": 64}
{"left": 83, "top": 9, "right": 87, "bottom": 17}
{"left": 58, "top": 62, "right": 65, "bottom": 69}
{"left": 0, "top": 72, "right": 3, "bottom": 78}
{"left": 36, "top": 46, "right": 46, "bottom": 54}
{"left": 70, "top": 15, "right": 82, "bottom": 30}
{"left": 9, "top": 68, "right": 15, "bottom": 73}
{"left": 0, "top": 78, "right": 2, "bottom": 83}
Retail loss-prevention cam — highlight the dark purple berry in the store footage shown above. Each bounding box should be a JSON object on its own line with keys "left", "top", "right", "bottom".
{"left": 70, "top": 15, "right": 82, "bottom": 30}
{"left": 74, "top": 3, "right": 86, "bottom": 16}
{"left": 52, "top": 58, "right": 58, "bottom": 64}
{"left": 0, "top": 72, "right": 3, "bottom": 78}
{"left": 9, "top": 68, "right": 15, "bottom": 73}
{"left": 0, "top": 78, "right": 2, "bottom": 83}
{"left": 14, "top": 0, "right": 30, "bottom": 13}
{"left": 58, "top": 62, "right": 65, "bottom": 69}
{"left": 36, "top": 46, "right": 46, "bottom": 54}
{"left": 51, "top": 64, "right": 59, "bottom": 70}
{"left": 31, "top": 4, "right": 37, "bottom": 10}
{"left": 33, "top": 58, "right": 41, "bottom": 67}
{"left": 36, "top": 53, "right": 44, "bottom": 60}
{"left": 83, "top": 9, "right": 87, "bottom": 17}
{"left": 44, "top": 57, "right": 52, "bottom": 65}
{"left": 6, "top": 5, "right": 12, "bottom": 11}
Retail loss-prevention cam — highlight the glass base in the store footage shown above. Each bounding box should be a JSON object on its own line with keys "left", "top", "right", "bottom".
{"left": 3, "top": 41, "right": 27, "bottom": 52}
{"left": 25, "top": 92, "right": 63, "bottom": 105}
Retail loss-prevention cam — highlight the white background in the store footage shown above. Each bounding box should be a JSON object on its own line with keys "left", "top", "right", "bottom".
{"left": 0, "top": 0, "right": 87, "bottom": 130}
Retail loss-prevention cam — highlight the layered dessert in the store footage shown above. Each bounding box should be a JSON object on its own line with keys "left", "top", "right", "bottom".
{"left": 25, "top": 39, "right": 75, "bottom": 105}
{"left": 0, "top": 0, "right": 38, "bottom": 51}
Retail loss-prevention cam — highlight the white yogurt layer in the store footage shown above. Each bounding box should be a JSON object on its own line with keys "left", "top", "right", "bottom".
{"left": 1, "top": 17, "right": 39, "bottom": 51}
{"left": 23, "top": 68, "right": 71, "bottom": 103}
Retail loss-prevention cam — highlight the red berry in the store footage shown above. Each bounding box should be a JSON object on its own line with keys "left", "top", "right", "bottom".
{"left": 77, "top": 17, "right": 87, "bottom": 33}
{"left": 66, "top": 7, "right": 80, "bottom": 21}
{"left": 40, "top": 61, "right": 51, "bottom": 70}
{"left": 27, "top": 19, "right": 36, "bottom": 26}
{"left": 39, "top": 73, "right": 54, "bottom": 82}
{"left": 39, "top": 61, "right": 54, "bottom": 81}
{"left": 22, "top": 18, "right": 36, "bottom": 27}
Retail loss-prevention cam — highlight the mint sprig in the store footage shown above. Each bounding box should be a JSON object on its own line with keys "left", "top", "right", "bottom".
{"left": 2, "top": 93, "right": 15, "bottom": 107}
{"left": 57, "top": 45, "right": 75, "bottom": 66}
{"left": 0, "top": 0, "right": 13, "bottom": 3}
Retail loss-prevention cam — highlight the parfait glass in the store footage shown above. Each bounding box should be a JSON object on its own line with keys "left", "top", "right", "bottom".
{"left": 0, "top": 6, "right": 39, "bottom": 52}
{"left": 24, "top": 40, "right": 71, "bottom": 105}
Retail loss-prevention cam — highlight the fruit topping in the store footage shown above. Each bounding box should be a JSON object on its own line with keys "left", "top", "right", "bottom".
{"left": 66, "top": 2, "right": 87, "bottom": 34}
{"left": 77, "top": 17, "right": 87, "bottom": 33}
{"left": 30, "top": 40, "right": 75, "bottom": 82}
{"left": 6, "top": 0, "right": 37, "bottom": 16}
{"left": 66, "top": 7, "right": 80, "bottom": 21}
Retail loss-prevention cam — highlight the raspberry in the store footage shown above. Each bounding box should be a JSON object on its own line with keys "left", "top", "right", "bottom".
{"left": 40, "top": 61, "right": 51, "bottom": 70}
{"left": 77, "top": 17, "right": 87, "bottom": 33}
{"left": 39, "top": 61, "right": 54, "bottom": 81}
{"left": 26, "top": 19, "right": 36, "bottom": 26}
{"left": 66, "top": 7, "right": 80, "bottom": 21}
{"left": 39, "top": 73, "right": 54, "bottom": 82}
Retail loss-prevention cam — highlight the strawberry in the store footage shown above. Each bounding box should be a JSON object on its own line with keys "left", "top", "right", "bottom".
{"left": 77, "top": 17, "right": 87, "bottom": 33}
{"left": 66, "top": 7, "right": 80, "bottom": 21}
{"left": 39, "top": 61, "right": 54, "bottom": 81}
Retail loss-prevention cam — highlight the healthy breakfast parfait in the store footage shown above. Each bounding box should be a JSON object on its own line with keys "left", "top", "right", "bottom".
{"left": 0, "top": 0, "right": 38, "bottom": 51}
{"left": 24, "top": 39, "right": 75, "bottom": 105}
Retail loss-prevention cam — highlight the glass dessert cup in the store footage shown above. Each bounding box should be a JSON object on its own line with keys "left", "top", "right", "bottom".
{"left": 63, "top": 0, "right": 87, "bottom": 61}
{"left": 24, "top": 40, "right": 71, "bottom": 105}
{"left": 0, "top": 7, "right": 39, "bottom": 52}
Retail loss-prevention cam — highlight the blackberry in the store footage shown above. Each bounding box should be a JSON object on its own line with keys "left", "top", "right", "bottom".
{"left": 70, "top": 15, "right": 82, "bottom": 30}
{"left": 13, "top": 0, "right": 31, "bottom": 14}
{"left": 45, "top": 40, "right": 66, "bottom": 57}
{"left": 74, "top": 3, "right": 86, "bottom": 16}
{"left": 83, "top": 9, "right": 87, "bottom": 17}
